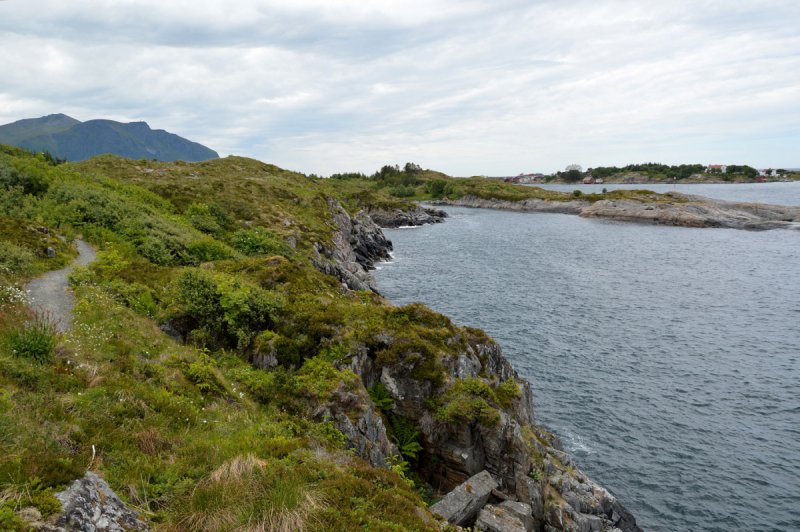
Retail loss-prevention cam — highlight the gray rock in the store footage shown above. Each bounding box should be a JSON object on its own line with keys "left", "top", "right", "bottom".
{"left": 51, "top": 472, "right": 148, "bottom": 531}
{"left": 366, "top": 205, "right": 448, "bottom": 228}
{"left": 429, "top": 470, "right": 498, "bottom": 526}
{"left": 497, "top": 500, "right": 535, "bottom": 531}
{"left": 475, "top": 504, "right": 526, "bottom": 532}
{"left": 523, "top": 477, "right": 544, "bottom": 522}
{"left": 572, "top": 512, "right": 605, "bottom": 532}
{"left": 46, "top": 247, "right": 56, "bottom": 257}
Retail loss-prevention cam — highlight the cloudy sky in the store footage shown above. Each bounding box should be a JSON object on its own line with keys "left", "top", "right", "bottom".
{"left": 1, "top": 0, "right": 798, "bottom": 175}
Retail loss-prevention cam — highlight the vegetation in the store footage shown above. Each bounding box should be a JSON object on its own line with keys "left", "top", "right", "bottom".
{"left": 0, "top": 144, "right": 532, "bottom": 530}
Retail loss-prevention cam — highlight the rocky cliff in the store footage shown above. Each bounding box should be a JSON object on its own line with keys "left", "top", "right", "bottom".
{"left": 434, "top": 193, "right": 800, "bottom": 231}
{"left": 311, "top": 204, "right": 643, "bottom": 531}
{"left": 311, "top": 198, "right": 394, "bottom": 292}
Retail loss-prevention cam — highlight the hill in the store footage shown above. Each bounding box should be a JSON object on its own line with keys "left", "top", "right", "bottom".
{"left": 0, "top": 146, "right": 643, "bottom": 531}
{"left": 0, "top": 114, "right": 219, "bottom": 162}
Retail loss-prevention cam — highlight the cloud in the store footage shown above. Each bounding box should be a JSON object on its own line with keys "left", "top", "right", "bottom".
{"left": 0, "top": 0, "right": 798, "bottom": 174}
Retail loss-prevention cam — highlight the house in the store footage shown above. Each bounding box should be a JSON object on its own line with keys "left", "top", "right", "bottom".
{"left": 707, "top": 165, "right": 727, "bottom": 173}
{"left": 583, "top": 176, "right": 595, "bottom": 184}
{"left": 595, "top": 178, "right": 604, "bottom": 184}
{"left": 756, "top": 176, "right": 767, "bottom": 182}
{"left": 760, "top": 169, "right": 776, "bottom": 177}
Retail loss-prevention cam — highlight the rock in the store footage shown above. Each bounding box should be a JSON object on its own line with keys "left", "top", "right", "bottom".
{"left": 497, "top": 500, "right": 535, "bottom": 531}
{"left": 436, "top": 192, "right": 800, "bottom": 231}
{"left": 475, "top": 504, "right": 527, "bottom": 532}
{"left": 366, "top": 205, "right": 448, "bottom": 228}
{"left": 429, "top": 470, "right": 498, "bottom": 526}
{"left": 544, "top": 503, "right": 564, "bottom": 529}
{"left": 572, "top": 512, "right": 604, "bottom": 532}
{"left": 51, "top": 472, "right": 149, "bottom": 531}
{"left": 285, "top": 235, "right": 297, "bottom": 249}
{"left": 310, "top": 198, "right": 393, "bottom": 293}
{"left": 433, "top": 194, "right": 586, "bottom": 215}
{"left": 46, "top": 247, "right": 56, "bottom": 257}
{"left": 523, "top": 477, "right": 544, "bottom": 523}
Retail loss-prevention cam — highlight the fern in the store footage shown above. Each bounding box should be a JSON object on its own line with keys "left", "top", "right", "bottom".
{"left": 390, "top": 416, "right": 424, "bottom": 461}
{"left": 368, "top": 382, "right": 394, "bottom": 411}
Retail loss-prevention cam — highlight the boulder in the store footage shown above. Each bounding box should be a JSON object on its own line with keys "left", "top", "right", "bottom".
{"left": 429, "top": 470, "right": 498, "bottom": 526}
{"left": 50, "top": 472, "right": 148, "bottom": 531}
{"left": 497, "top": 500, "right": 535, "bottom": 531}
{"left": 475, "top": 504, "right": 526, "bottom": 532}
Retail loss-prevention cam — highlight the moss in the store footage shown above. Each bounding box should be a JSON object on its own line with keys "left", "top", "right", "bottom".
{"left": 434, "top": 378, "right": 503, "bottom": 427}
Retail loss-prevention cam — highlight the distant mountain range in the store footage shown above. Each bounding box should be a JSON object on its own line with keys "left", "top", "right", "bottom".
{"left": 0, "top": 114, "right": 219, "bottom": 162}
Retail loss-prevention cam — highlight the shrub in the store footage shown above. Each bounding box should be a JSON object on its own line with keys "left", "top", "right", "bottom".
{"left": 494, "top": 378, "right": 521, "bottom": 408}
{"left": 0, "top": 306, "right": 60, "bottom": 364}
{"left": 185, "top": 203, "right": 223, "bottom": 237}
{"left": 229, "top": 228, "right": 294, "bottom": 258}
{"left": 92, "top": 247, "right": 129, "bottom": 278}
{"left": 0, "top": 242, "right": 35, "bottom": 275}
{"left": 138, "top": 238, "right": 173, "bottom": 266}
{"left": 0, "top": 507, "right": 30, "bottom": 532}
{"left": 66, "top": 265, "right": 96, "bottom": 287}
{"left": 176, "top": 269, "right": 285, "bottom": 349}
{"left": 573, "top": 190, "right": 582, "bottom": 197}
{"left": 186, "top": 237, "right": 234, "bottom": 263}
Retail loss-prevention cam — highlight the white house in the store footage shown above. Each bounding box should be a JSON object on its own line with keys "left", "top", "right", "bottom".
{"left": 707, "top": 165, "right": 727, "bottom": 173}
{"left": 760, "top": 169, "right": 776, "bottom": 177}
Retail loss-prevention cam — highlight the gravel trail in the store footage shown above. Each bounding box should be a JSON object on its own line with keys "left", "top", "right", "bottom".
{"left": 25, "top": 240, "right": 97, "bottom": 332}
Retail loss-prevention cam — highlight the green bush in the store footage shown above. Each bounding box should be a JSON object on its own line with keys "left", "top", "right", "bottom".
{"left": 138, "top": 238, "right": 173, "bottom": 266}
{"left": 493, "top": 378, "right": 521, "bottom": 408}
{"left": 176, "top": 269, "right": 285, "bottom": 349}
{"left": 185, "top": 203, "right": 223, "bottom": 237}
{"left": 0, "top": 506, "right": 30, "bottom": 532}
{"left": 0, "top": 242, "right": 35, "bottom": 275}
{"left": 230, "top": 228, "right": 294, "bottom": 258}
{"left": 573, "top": 190, "right": 582, "bottom": 197}
{"left": 186, "top": 236, "right": 235, "bottom": 263}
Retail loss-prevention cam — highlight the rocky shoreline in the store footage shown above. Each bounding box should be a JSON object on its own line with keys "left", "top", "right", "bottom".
{"left": 431, "top": 193, "right": 800, "bottom": 231}
{"left": 311, "top": 201, "right": 644, "bottom": 531}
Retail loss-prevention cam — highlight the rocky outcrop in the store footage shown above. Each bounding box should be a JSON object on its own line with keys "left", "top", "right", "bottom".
{"left": 335, "top": 327, "right": 641, "bottom": 532}
{"left": 311, "top": 198, "right": 393, "bottom": 292}
{"left": 429, "top": 470, "right": 498, "bottom": 526}
{"left": 365, "top": 205, "right": 449, "bottom": 228}
{"left": 46, "top": 472, "right": 149, "bottom": 531}
{"left": 433, "top": 194, "right": 586, "bottom": 215}
{"left": 581, "top": 192, "right": 800, "bottom": 230}
{"left": 433, "top": 192, "right": 800, "bottom": 231}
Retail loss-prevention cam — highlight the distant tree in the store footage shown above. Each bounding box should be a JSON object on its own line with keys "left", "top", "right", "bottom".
{"left": 564, "top": 169, "right": 582, "bottom": 183}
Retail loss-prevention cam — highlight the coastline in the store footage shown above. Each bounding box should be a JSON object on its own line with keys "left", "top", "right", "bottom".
{"left": 365, "top": 209, "right": 643, "bottom": 532}
{"left": 428, "top": 192, "right": 800, "bottom": 231}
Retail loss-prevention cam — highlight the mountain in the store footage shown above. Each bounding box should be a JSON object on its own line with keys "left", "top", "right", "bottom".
{"left": 0, "top": 114, "right": 219, "bottom": 162}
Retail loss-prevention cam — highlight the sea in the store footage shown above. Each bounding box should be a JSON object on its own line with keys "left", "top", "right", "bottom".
{"left": 372, "top": 183, "right": 800, "bottom": 532}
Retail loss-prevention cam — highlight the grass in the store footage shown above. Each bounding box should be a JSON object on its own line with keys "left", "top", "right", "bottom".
{"left": 0, "top": 144, "right": 547, "bottom": 530}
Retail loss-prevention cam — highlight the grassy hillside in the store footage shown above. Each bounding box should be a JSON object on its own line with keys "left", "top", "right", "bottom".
{"left": 0, "top": 145, "right": 487, "bottom": 531}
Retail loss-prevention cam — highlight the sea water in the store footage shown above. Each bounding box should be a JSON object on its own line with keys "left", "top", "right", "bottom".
{"left": 373, "top": 200, "right": 800, "bottom": 532}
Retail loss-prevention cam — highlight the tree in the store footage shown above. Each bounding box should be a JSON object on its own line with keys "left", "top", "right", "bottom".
{"left": 564, "top": 169, "right": 582, "bottom": 183}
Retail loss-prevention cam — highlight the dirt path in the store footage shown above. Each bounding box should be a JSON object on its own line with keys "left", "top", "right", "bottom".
{"left": 25, "top": 240, "right": 97, "bottom": 332}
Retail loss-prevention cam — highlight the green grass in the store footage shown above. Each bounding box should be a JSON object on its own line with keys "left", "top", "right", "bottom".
{"left": 0, "top": 144, "right": 544, "bottom": 530}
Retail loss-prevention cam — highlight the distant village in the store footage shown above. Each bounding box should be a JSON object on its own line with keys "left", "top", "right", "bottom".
{"left": 486, "top": 163, "right": 798, "bottom": 185}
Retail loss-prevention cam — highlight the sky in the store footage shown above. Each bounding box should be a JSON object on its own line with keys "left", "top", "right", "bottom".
{"left": 0, "top": 0, "right": 798, "bottom": 176}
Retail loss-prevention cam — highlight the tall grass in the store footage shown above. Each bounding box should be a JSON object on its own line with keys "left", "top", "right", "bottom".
{"left": 175, "top": 455, "right": 324, "bottom": 532}
{"left": 0, "top": 305, "right": 61, "bottom": 364}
